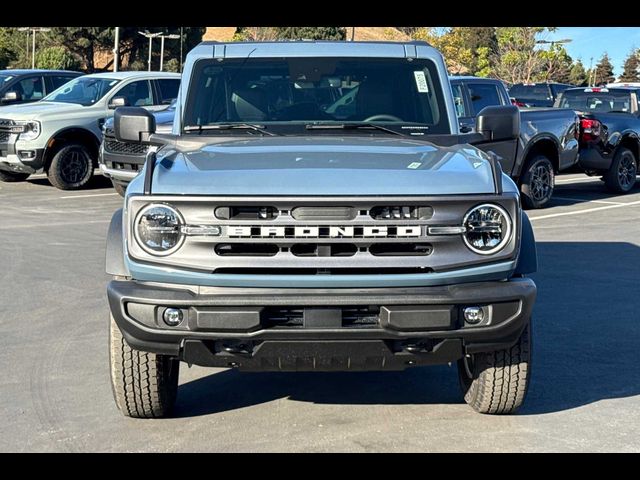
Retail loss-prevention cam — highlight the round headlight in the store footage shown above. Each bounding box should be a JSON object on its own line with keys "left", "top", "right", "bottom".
{"left": 462, "top": 204, "right": 512, "bottom": 255}
{"left": 134, "top": 204, "right": 185, "bottom": 255}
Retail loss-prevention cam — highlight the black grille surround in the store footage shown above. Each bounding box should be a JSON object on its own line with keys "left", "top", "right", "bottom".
{"left": 104, "top": 136, "right": 149, "bottom": 156}
{"left": 126, "top": 195, "right": 521, "bottom": 275}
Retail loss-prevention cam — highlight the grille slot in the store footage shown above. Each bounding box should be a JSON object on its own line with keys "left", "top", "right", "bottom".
{"left": 215, "top": 243, "right": 278, "bottom": 257}
{"left": 215, "top": 267, "right": 432, "bottom": 275}
{"left": 291, "top": 243, "right": 357, "bottom": 257}
{"left": 291, "top": 206, "right": 356, "bottom": 221}
{"left": 0, "top": 132, "right": 10, "bottom": 142}
{"left": 261, "top": 306, "right": 380, "bottom": 329}
{"left": 215, "top": 206, "right": 278, "bottom": 220}
{"left": 104, "top": 139, "right": 149, "bottom": 156}
{"left": 370, "top": 205, "right": 433, "bottom": 220}
{"left": 369, "top": 243, "right": 432, "bottom": 256}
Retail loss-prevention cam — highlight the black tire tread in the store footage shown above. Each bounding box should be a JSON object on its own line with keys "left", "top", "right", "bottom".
{"left": 459, "top": 324, "right": 531, "bottom": 414}
{"left": 603, "top": 147, "right": 637, "bottom": 193}
{"left": 520, "top": 155, "right": 554, "bottom": 210}
{"left": 47, "top": 143, "right": 94, "bottom": 190}
{"left": 109, "top": 314, "right": 178, "bottom": 418}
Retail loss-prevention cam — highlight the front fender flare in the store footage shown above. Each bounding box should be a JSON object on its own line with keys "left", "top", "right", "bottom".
{"left": 515, "top": 211, "right": 537, "bottom": 275}
{"left": 106, "top": 208, "right": 129, "bottom": 277}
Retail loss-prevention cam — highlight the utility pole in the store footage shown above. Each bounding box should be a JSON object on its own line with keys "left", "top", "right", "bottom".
{"left": 17, "top": 28, "right": 30, "bottom": 67}
{"left": 180, "top": 27, "right": 184, "bottom": 73}
{"left": 589, "top": 57, "right": 594, "bottom": 86}
{"left": 158, "top": 33, "right": 180, "bottom": 71}
{"left": 18, "top": 27, "right": 50, "bottom": 69}
{"left": 138, "top": 31, "right": 163, "bottom": 71}
{"left": 113, "top": 27, "right": 120, "bottom": 72}
{"left": 351, "top": 27, "right": 355, "bottom": 41}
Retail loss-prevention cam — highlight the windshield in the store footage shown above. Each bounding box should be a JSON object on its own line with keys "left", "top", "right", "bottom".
{"left": 557, "top": 89, "right": 634, "bottom": 113}
{"left": 44, "top": 77, "right": 121, "bottom": 106}
{"left": 0, "top": 75, "right": 14, "bottom": 85}
{"left": 183, "top": 57, "right": 449, "bottom": 135}
{"left": 509, "top": 84, "right": 550, "bottom": 101}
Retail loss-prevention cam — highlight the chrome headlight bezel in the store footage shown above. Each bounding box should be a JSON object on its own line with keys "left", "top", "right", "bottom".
{"left": 133, "top": 203, "right": 186, "bottom": 256}
{"left": 17, "top": 120, "right": 41, "bottom": 141}
{"left": 462, "top": 203, "right": 513, "bottom": 255}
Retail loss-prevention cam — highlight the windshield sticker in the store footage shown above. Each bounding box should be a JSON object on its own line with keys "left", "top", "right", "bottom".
{"left": 414, "top": 71, "right": 429, "bottom": 93}
{"left": 407, "top": 162, "right": 422, "bottom": 169}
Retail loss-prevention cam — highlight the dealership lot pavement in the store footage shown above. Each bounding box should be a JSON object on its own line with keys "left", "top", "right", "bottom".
{"left": 0, "top": 173, "right": 638, "bottom": 452}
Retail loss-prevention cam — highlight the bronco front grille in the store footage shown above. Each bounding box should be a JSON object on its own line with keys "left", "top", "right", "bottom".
{"left": 126, "top": 195, "right": 519, "bottom": 275}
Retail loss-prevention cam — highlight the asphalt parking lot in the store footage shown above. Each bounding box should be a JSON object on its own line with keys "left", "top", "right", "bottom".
{"left": 0, "top": 172, "right": 639, "bottom": 452}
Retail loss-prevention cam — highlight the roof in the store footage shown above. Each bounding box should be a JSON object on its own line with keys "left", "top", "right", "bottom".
{"left": 449, "top": 75, "right": 503, "bottom": 81}
{"left": 511, "top": 82, "right": 573, "bottom": 86}
{"left": 0, "top": 69, "right": 82, "bottom": 75}
{"left": 82, "top": 71, "right": 180, "bottom": 80}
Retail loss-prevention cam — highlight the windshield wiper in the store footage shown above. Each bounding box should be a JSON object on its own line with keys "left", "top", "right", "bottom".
{"left": 184, "top": 123, "right": 278, "bottom": 136}
{"left": 305, "top": 123, "right": 407, "bottom": 136}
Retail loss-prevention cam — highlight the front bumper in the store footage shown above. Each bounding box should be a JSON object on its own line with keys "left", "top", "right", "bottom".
{"left": 0, "top": 145, "right": 44, "bottom": 174}
{"left": 108, "top": 277, "right": 536, "bottom": 371}
{"left": 98, "top": 143, "right": 144, "bottom": 185}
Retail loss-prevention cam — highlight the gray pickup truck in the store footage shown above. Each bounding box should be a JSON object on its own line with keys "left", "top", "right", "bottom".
{"left": 106, "top": 41, "right": 538, "bottom": 418}
{"left": 450, "top": 76, "right": 580, "bottom": 209}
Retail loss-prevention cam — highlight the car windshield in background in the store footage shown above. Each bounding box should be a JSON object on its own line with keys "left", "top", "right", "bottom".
{"left": 509, "top": 84, "right": 550, "bottom": 101}
{"left": 44, "top": 77, "right": 121, "bottom": 106}
{"left": 183, "top": 57, "right": 449, "bottom": 134}
{"left": 557, "top": 89, "right": 634, "bottom": 113}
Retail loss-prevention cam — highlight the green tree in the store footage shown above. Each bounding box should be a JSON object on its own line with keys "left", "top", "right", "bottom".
{"left": 537, "top": 43, "right": 573, "bottom": 83}
{"left": 0, "top": 28, "right": 31, "bottom": 69}
{"left": 163, "top": 58, "right": 180, "bottom": 73}
{"left": 492, "top": 27, "right": 548, "bottom": 84}
{"left": 48, "top": 27, "right": 113, "bottom": 72}
{"left": 619, "top": 49, "right": 640, "bottom": 82}
{"left": 274, "top": 27, "right": 346, "bottom": 41}
{"left": 569, "top": 59, "right": 588, "bottom": 86}
{"left": 460, "top": 27, "right": 497, "bottom": 75}
{"left": 35, "top": 46, "right": 81, "bottom": 70}
{"left": 593, "top": 53, "right": 615, "bottom": 85}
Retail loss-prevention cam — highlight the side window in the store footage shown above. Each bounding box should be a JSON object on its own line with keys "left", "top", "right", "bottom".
{"left": 15, "top": 76, "right": 45, "bottom": 101}
{"left": 451, "top": 83, "right": 468, "bottom": 118}
{"left": 156, "top": 79, "right": 180, "bottom": 105}
{"left": 114, "top": 80, "right": 153, "bottom": 107}
{"left": 50, "top": 75, "right": 77, "bottom": 90}
{"left": 468, "top": 83, "right": 502, "bottom": 114}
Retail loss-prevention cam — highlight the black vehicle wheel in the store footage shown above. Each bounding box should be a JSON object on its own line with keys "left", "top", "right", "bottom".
{"left": 109, "top": 313, "right": 179, "bottom": 418}
{"left": 520, "top": 155, "right": 555, "bottom": 209}
{"left": 112, "top": 181, "right": 127, "bottom": 197}
{"left": 47, "top": 143, "right": 94, "bottom": 190}
{"left": 604, "top": 147, "right": 637, "bottom": 193}
{"left": 457, "top": 322, "right": 531, "bottom": 415}
{"left": 0, "top": 170, "right": 30, "bottom": 182}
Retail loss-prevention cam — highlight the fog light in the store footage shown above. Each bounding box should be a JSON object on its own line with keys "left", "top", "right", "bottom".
{"left": 464, "top": 306, "right": 485, "bottom": 324}
{"left": 19, "top": 150, "right": 36, "bottom": 159}
{"left": 163, "top": 308, "right": 183, "bottom": 327}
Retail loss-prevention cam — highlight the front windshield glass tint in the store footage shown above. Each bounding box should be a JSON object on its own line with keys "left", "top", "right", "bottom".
{"left": 558, "top": 89, "right": 633, "bottom": 113}
{"left": 184, "top": 57, "right": 449, "bottom": 134}
{"left": 44, "top": 77, "right": 121, "bottom": 106}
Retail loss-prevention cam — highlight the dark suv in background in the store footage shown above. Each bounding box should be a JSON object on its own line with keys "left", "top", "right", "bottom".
{"left": 0, "top": 70, "right": 82, "bottom": 106}
{"left": 509, "top": 82, "right": 573, "bottom": 107}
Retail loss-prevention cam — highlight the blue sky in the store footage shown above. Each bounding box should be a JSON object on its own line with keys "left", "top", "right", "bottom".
{"left": 552, "top": 27, "right": 640, "bottom": 76}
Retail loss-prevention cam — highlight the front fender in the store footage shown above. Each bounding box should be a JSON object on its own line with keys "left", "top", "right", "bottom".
{"left": 106, "top": 208, "right": 130, "bottom": 277}
{"left": 515, "top": 211, "right": 537, "bottom": 275}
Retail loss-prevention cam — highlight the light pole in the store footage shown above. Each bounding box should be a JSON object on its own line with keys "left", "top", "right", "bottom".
{"left": 113, "top": 27, "right": 120, "bottom": 72}
{"left": 18, "top": 27, "right": 50, "bottom": 69}
{"left": 158, "top": 33, "right": 180, "bottom": 71}
{"left": 138, "top": 31, "right": 163, "bottom": 71}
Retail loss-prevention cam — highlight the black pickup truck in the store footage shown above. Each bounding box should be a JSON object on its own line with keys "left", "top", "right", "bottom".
{"left": 450, "top": 76, "right": 580, "bottom": 208}
{"left": 509, "top": 82, "right": 573, "bottom": 108}
{"left": 555, "top": 86, "right": 639, "bottom": 192}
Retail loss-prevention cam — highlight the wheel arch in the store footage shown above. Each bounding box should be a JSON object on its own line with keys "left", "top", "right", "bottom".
{"left": 43, "top": 127, "right": 101, "bottom": 172}
{"left": 106, "top": 208, "right": 130, "bottom": 277}
{"left": 521, "top": 135, "right": 560, "bottom": 176}
{"left": 615, "top": 132, "right": 640, "bottom": 162}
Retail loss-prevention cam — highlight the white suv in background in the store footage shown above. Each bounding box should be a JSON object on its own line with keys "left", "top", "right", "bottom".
{"left": 0, "top": 71, "right": 180, "bottom": 190}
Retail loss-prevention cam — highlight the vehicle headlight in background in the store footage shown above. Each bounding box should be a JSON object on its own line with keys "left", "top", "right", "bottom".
{"left": 17, "top": 121, "right": 41, "bottom": 141}
{"left": 134, "top": 204, "right": 185, "bottom": 255}
{"left": 462, "top": 204, "right": 512, "bottom": 255}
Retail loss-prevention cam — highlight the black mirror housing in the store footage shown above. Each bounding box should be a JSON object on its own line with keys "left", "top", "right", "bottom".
{"left": 476, "top": 105, "right": 520, "bottom": 142}
{"left": 114, "top": 107, "right": 156, "bottom": 143}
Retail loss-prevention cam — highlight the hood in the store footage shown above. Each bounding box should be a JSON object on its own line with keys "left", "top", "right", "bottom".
{"left": 145, "top": 136, "right": 502, "bottom": 196}
{"left": 0, "top": 101, "right": 82, "bottom": 120}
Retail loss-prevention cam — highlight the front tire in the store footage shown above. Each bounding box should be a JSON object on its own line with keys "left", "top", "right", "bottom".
{"left": 109, "top": 313, "right": 179, "bottom": 418}
{"left": 47, "top": 143, "right": 94, "bottom": 190}
{"left": 604, "top": 147, "right": 637, "bottom": 193}
{"left": 0, "top": 170, "right": 30, "bottom": 182}
{"left": 458, "top": 322, "right": 531, "bottom": 414}
{"left": 520, "top": 155, "right": 555, "bottom": 209}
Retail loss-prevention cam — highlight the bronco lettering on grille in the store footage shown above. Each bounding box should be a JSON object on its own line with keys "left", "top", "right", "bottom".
{"left": 227, "top": 226, "right": 422, "bottom": 238}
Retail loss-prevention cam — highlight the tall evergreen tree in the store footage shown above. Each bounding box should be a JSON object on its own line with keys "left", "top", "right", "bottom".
{"left": 593, "top": 53, "right": 615, "bottom": 85}
{"left": 569, "top": 59, "right": 588, "bottom": 86}
{"left": 619, "top": 49, "right": 640, "bottom": 82}
{"left": 274, "top": 27, "right": 346, "bottom": 41}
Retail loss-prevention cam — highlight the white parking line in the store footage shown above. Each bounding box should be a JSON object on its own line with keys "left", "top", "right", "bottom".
{"left": 59, "top": 192, "right": 118, "bottom": 199}
{"left": 0, "top": 220, "right": 110, "bottom": 230}
{"left": 555, "top": 177, "right": 601, "bottom": 184}
{"left": 529, "top": 200, "right": 640, "bottom": 221}
{"left": 553, "top": 196, "right": 624, "bottom": 205}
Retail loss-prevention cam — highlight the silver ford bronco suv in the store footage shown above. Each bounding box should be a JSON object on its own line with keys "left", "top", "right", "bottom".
{"left": 106, "top": 41, "right": 537, "bottom": 418}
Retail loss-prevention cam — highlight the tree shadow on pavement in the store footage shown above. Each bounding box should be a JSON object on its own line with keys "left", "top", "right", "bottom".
{"left": 173, "top": 241, "right": 640, "bottom": 418}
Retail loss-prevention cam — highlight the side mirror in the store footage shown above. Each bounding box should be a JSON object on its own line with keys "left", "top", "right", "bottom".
{"left": 108, "top": 96, "right": 128, "bottom": 109}
{"left": 2, "top": 91, "right": 21, "bottom": 103}
{"left": 476, "top": 105, "right": 520, "bottom": 142}
{"left": 114, "top": 107, "right": 156, "bottom": 143}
